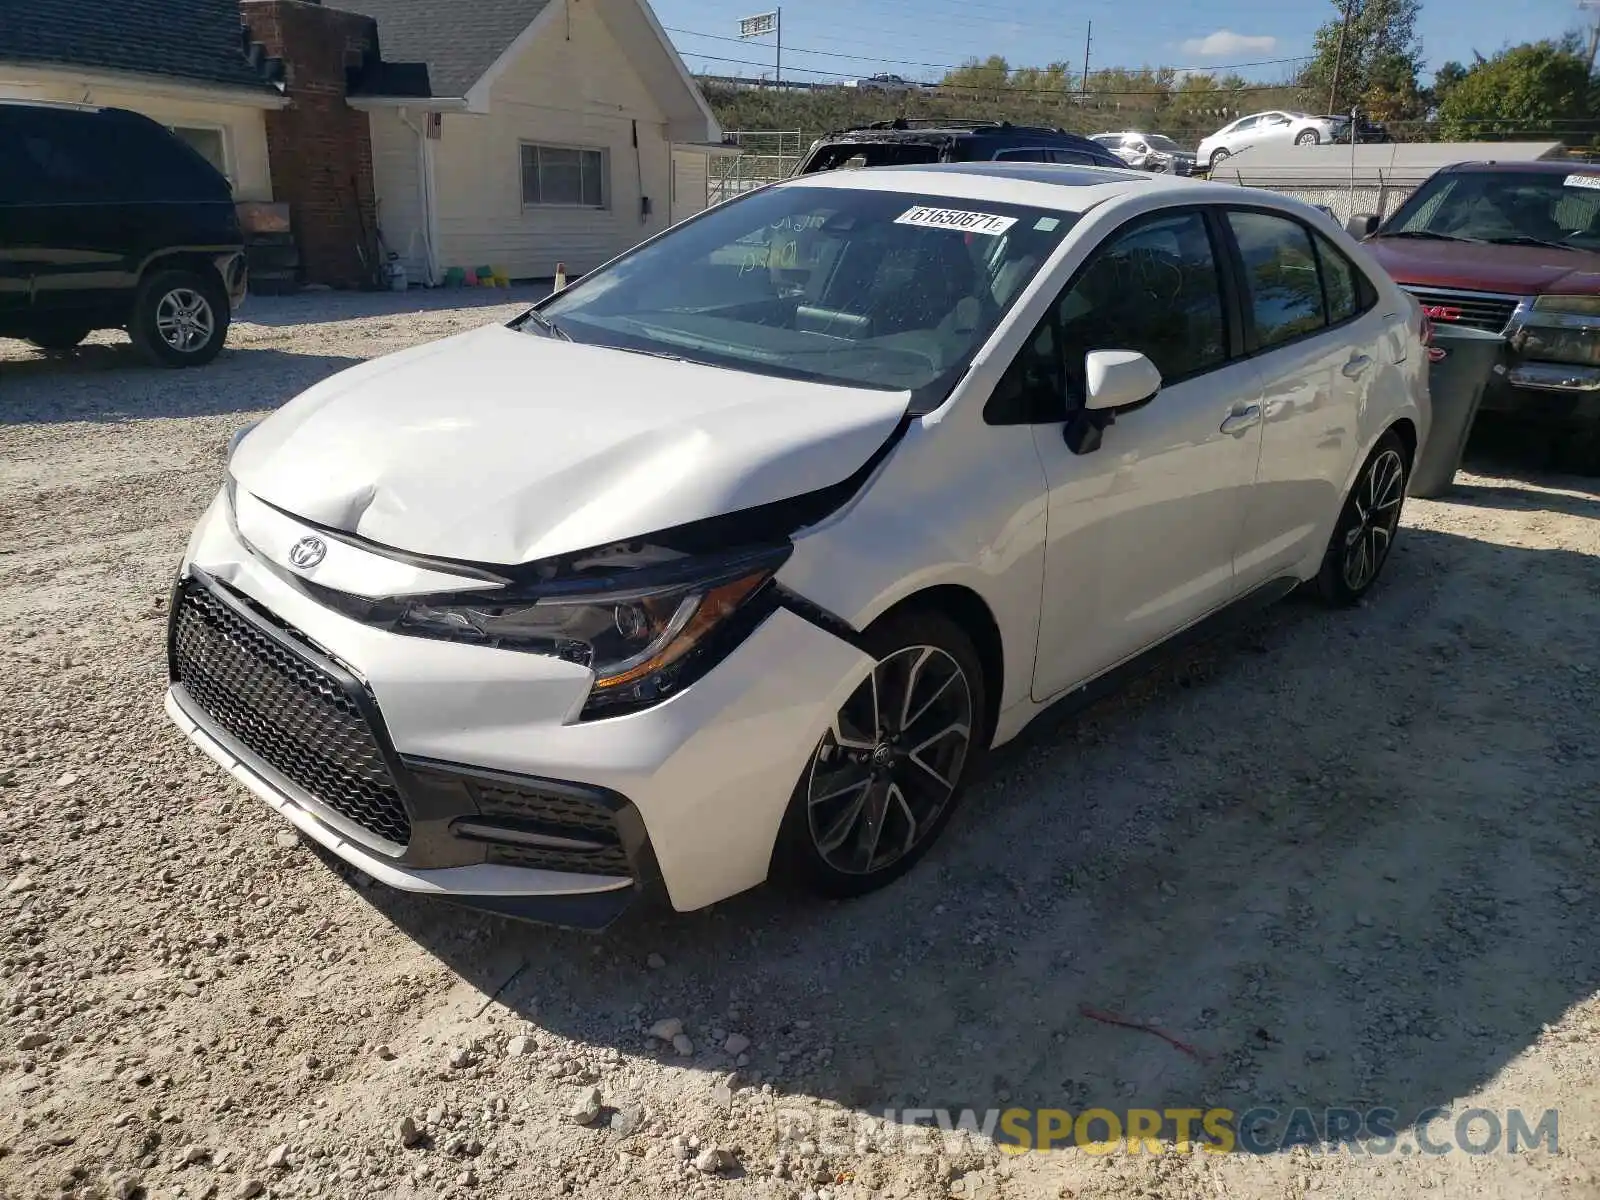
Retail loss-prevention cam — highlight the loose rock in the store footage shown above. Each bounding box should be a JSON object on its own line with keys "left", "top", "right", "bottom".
{"left": 695, "top": 1146, "right": 736, "bottom": 1175}
{"left": 568, "top": 1087, "right": 603, "bottom": 1126}
{"left": 648, "top": 1017, "right": 684, "bottom": 1041}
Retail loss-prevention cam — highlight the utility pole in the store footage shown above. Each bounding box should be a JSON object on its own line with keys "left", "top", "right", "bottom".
{"left": 775, "top": 6, "right": 782, "bottom": 85}
{"left": 1582, "top": 0, "right": 1600, "bottom": 74}
{"left": 1080, "top": 21, "right": 1092, "bottom": 105}
{"left": 1328, "top": 0, "right": 1357, "bottom": 115}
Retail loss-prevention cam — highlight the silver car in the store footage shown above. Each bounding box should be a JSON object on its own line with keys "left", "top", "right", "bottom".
{"left": 1197, "top": 111, "right": 1346, "bottom": 170}
{"left": 1089, "top": 131, "right": 1196, "bottom": 175}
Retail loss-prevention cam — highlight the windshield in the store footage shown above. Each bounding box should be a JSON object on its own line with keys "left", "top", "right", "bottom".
{"left": 1143, "top": 135, "right": 1183, "bottom": 153}
{"left": 1379, "top": 169, "right": 1600, "bottom": 249}
{"left": 533, "top": 185, "right": 1077, "bottom": 406}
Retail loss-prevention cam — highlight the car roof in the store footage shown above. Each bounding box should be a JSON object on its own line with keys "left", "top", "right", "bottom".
{"left": 1438, "top": 159, "right": 1596, "bottom": 176}
{"left": 814, "top": 122, "right": 1103, "bottom": 144}
{"left": 775, "top": 160, "right": 1198, "bottom": 212}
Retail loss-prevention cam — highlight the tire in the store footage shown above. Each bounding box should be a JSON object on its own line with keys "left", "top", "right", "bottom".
{"left": 131, "top": 268, "right": 229, "bottom": 367}
{"left": 27, "top": 326, "right": 92, "bottom": 353}
{"left": 1315, "top": 430, "right": 1409, "bottom": 607}
{"left": 773, "top": 609, "right": 988, "bottom": 899}
{"left": 1296, "top": 129, "right": 1320, "bottom": 146}
{"left": 1208, "top": 148, "right": 1230, "bottom": 169}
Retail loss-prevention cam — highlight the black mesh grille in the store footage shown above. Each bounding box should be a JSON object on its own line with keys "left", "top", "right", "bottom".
{"left": 472, "top": 784, "right": 629, "bottom": 875}
{"left": 1402, "top": 286, "right": 1520, "bottom": 334}
{"left": 171, "top": 578, "right": 412, "bottom": 849}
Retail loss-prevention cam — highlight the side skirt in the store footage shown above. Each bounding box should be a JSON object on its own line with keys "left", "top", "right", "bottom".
{"left": 996, "top": 575, "right": 1302, "bottom": 746}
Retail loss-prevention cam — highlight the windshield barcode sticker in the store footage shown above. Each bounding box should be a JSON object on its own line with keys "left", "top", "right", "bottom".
{"left": 1566, "top": 174, "right": 1600, "bottom": 190}
{"left": 895, "top": 206, "right": 1017, "bottom": 235}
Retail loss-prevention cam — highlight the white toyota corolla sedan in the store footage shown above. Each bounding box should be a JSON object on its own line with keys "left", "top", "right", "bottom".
{"left": 166, "top": 163, "right": 1429, "bottom": 928}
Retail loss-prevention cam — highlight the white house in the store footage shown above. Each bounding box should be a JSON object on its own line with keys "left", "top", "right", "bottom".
{"left": 339, "top": 0, "right": 736, "bottom": 285}
{"left": 0, "top": 0, "right": 284, "bottom": 201}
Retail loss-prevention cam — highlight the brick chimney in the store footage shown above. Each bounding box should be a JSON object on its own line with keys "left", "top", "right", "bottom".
{"left": 242, "top": 0, "right": 380, "bottom": 289}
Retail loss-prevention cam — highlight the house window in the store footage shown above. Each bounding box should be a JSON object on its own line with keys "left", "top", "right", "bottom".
{"left": 169, "top": 126, "right": 228, "bottom": 178}
{"left": 520, "top": 143, "right": 607, "bottom": 208}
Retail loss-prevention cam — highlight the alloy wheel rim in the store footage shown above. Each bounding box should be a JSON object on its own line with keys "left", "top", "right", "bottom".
{"left": 806, "top": 645, "right": 973, "bottom": 876}
{"left": 1342, "top": 448, "right": 1405, "bottom": 591}
{"left": 155, "top": 288, "right": 215, "bottom": 353}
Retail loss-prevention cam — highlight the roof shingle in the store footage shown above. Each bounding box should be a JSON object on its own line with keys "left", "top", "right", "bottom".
{"left": 0, "top": 0, "right": 275, "bottom": 92}
{"left": 337, "top": 0, "right": 550, "bottom": 98}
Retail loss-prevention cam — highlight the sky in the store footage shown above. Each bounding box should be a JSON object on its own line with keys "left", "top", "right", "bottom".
{"left": 652, "top": 0, "right": 1590, "bottom": 89}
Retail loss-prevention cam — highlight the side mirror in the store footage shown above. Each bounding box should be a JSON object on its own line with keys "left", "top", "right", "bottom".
{"left": 1346, "top": 213, "right": 1379, "bottom": 239}
{"left": 1065, "top": 351, "right": 1162, "bottom": 455}
{"left": 1085, "top": 349, "right": 1162, "bottom": 411}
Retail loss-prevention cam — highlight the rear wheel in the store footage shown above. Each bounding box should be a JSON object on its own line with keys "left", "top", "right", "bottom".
{"left": 1316, "top": 430, "right": 1409, "bottom": 606}
{"left": 1296, "top": 129, "right": 1320, "bottom": 146}
{"left": 773, "top": 611, "right": 986, "bottom": 899}
{"left": 131, "top": 269, "right": 229, "bottom": 367}
{"left": 27, "top": 326, "right": 92, "bottom": 353}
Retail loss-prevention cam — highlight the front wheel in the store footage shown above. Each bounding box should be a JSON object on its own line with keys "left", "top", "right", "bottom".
{"left": 1296, "top": 129, "right": 1320, "bottom": 146}
{"left": 1208, "top": 147, "right": 1231, "bottom": 169}
{"left": 131, "top": 269, "right": 229, "bottom": 367}
{"left": 1316, "top": 431, "right": 1409, "bottom": 606}
{"left": 773, "top": 611, "right": 986, "bottom": 899}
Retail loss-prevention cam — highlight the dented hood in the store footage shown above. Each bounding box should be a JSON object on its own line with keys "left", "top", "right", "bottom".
{"left": 229, "top": 323, "right": 910, "bottom": 565}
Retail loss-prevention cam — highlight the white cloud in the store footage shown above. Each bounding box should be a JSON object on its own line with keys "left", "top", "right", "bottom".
{"left": 1179, "top": 30, "right": 1278, "bottom": 58}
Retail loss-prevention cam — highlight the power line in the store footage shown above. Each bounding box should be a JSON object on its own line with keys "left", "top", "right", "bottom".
{"left": 688, "top": 51, "right": 1312, "bottom": 95}
{"left": 665, "top": 24, "right": 1313, "bottom": 78}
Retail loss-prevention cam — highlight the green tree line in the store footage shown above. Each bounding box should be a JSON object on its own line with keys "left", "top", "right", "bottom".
{"left": 701, "top": 2, "right": 1600, "bottom": 149}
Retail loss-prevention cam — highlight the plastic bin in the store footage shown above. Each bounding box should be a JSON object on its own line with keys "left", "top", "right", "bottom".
{"left": 1410, "top": 323, "right": 1505, "bottom": 499}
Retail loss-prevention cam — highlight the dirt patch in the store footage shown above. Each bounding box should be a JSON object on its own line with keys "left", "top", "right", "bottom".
{"left": 3, "top": 299, "right": 1598, "bottom": 1200}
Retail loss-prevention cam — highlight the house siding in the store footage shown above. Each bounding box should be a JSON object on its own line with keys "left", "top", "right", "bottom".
{"left": 369, "top": 109, "right": 428, "bottom": 282}
{"left": 0, "top": 72, "right": 274, "bottom": 201}
{"left": 670, "top": 148, "right": 708, "bottom": 224}
{"left": 428, "top": 0, "right": 673, "bottom": 278}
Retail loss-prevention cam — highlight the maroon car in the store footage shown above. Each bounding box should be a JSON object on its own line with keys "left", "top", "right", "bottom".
{"left": 1356, "top": 160, "right": 1600, "bottom": 440}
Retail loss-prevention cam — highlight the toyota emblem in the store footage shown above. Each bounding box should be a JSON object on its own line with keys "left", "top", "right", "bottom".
{"left": 288, "top": 536, "right": 327, "bottom": 570}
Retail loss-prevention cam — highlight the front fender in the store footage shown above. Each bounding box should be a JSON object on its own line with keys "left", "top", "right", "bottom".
{"left": 776, "top": 412, "right": 1048, "bottom": 721}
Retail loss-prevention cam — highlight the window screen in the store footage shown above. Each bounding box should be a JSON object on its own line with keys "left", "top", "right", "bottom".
{"left": 521, "top": 144, "right": 607, "bottom": 208}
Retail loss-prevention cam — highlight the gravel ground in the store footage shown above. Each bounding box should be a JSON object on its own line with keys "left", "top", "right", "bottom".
{"left": 3, "top": 294, "right": 1599, "bottom": 1200}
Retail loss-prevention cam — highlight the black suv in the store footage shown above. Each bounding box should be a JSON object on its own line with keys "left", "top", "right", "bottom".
{"left": 794, "top": 120, "right": 1128, "bottom": 174}
{"left": 0, "top": 101, "right": 247, "bottom": 367}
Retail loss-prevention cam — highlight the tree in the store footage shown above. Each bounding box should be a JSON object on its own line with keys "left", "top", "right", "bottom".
{"left": 1435, "top": 40, "right": 1593, "bottom": 140}
{"left": 1426, "top": 60, "right": 1469, "bottom": 113}
{"left": 1299, "top": 0, "right": 1425, "bottom": 117}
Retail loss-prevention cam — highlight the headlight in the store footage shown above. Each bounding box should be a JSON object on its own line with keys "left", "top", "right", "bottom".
{"left": 1532, "top": 295, "right": 1600, "bottom": 317}
{"left": 380, "top": 543, "right": 789, "bottom": 717}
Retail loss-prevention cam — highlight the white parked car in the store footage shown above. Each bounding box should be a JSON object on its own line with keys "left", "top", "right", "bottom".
{"left": 1198, "top": 111, "right": 1347, "bottom": 169}
{"left": 167, "top": 163, "right": 1429, "bottom": 928}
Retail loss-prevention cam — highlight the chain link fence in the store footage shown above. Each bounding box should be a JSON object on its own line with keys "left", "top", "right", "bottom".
{"left": 708, "top": 131, "right": 805, "bottom": 206}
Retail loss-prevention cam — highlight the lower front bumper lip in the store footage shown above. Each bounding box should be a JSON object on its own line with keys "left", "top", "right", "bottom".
{"left": 164, "top": 687, "right": 639, "bottom": 926}
{"left": 1503, "top": 361, "right": 1600, "bottom": 392}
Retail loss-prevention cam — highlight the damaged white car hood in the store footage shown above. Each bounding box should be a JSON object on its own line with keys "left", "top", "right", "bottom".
{"left": 229, "top": 323, "right": 910, "bottom": 565}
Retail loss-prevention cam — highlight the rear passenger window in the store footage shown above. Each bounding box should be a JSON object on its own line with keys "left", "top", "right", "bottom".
{"left": 1048, "top": 150, "right": 1096, "bottom": 165}
{"left": 1312, "top": 232, "right": 1372, "bottom": 325}
{"left": 1227, "top": 210, "right": 1326, "bottom": 347}
{"left": 995, "top": 148, "right": 1046, "bottom": 162}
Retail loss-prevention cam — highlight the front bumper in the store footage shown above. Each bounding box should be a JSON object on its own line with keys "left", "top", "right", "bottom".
{"left": 164, "top": 489, "right": 873, "bottom": 922}
{"left": 1483, "top": 361, "right": 1600, "bottom": 421}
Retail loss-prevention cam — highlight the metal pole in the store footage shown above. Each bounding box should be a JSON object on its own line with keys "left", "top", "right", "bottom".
{"left": 1583, "top": 0, "right": 1600, "bottom": 73}
{"left": 1081, "top": 20, "right": 1091, "bottom": 104}
{"left": 775, "top": 7, "right": 782, "bottom": 85}
{"left": 1328, "top": 0, "right": 1355, "bottom": 115}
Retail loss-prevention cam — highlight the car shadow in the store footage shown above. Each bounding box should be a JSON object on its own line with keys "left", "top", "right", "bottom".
{"left": 1441, "top": 480, "right": 1600, "bottom": 520}
{"left": 332, "top": 514, "right": 1598, "bottom": 1157}
{"left": 232, "top": 283, "right": 553, "bottom": 328}
{"left": 0, "top": 342, "right": 364, "bottom": 425}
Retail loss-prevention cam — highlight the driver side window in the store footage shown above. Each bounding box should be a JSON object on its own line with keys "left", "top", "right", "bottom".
{"left": 987, "top": 209, "right": 1228, "bottom": 424}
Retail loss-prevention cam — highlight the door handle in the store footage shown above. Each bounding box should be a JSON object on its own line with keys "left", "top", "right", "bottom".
{"left": 1220, "top": 404, "right": 1262, "bottom": 435}
{"left": 1342, "top": 354, "right": 1373, "bottom": 379}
